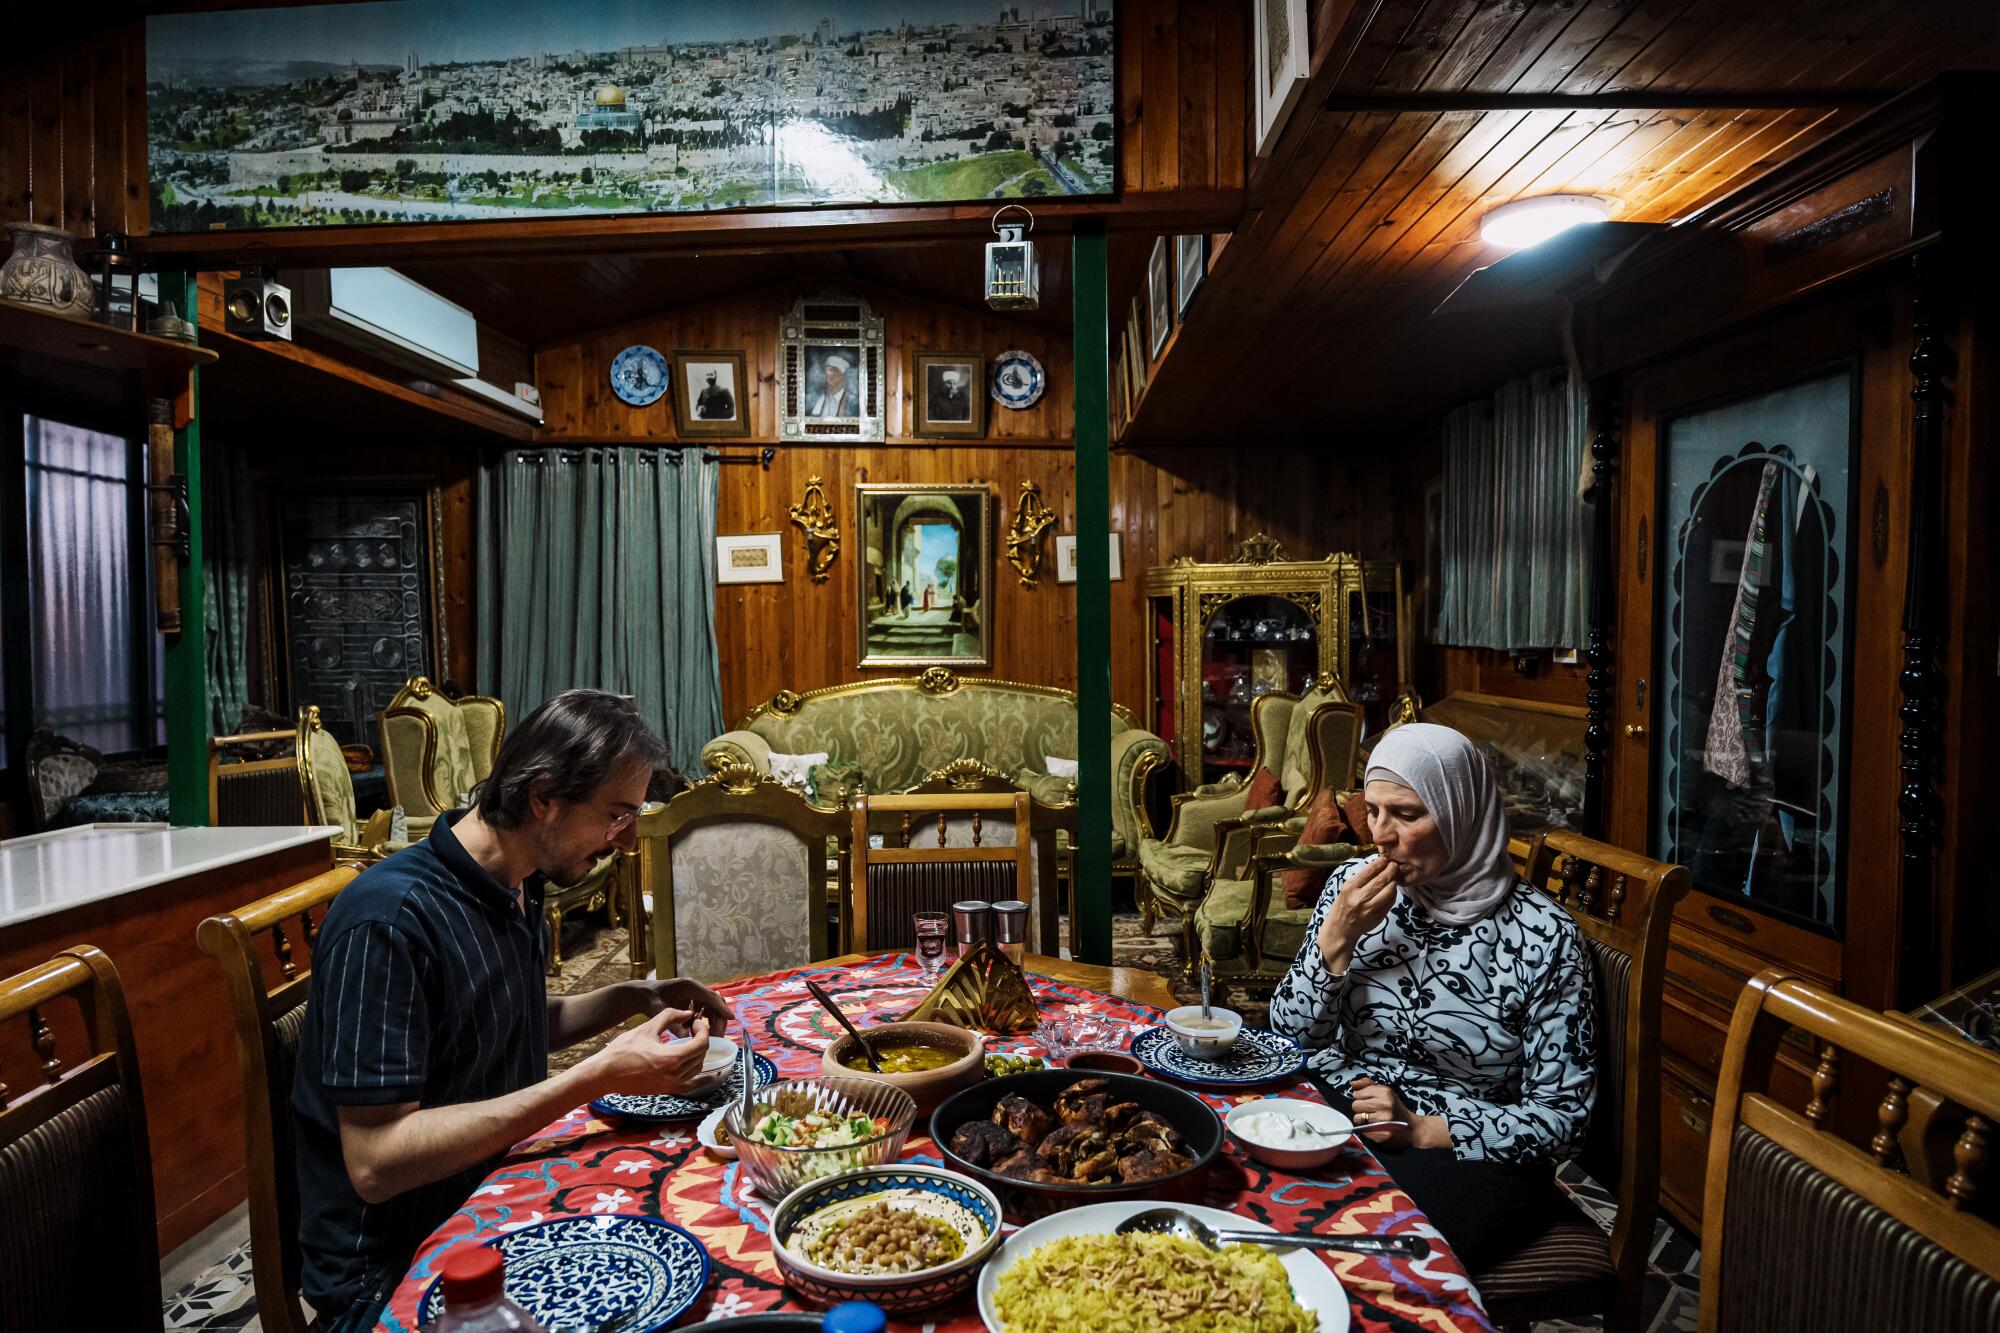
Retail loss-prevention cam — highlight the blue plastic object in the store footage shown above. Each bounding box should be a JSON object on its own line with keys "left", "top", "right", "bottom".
{"left": 820, "top": 1301, "right": 887, "bottom": 1333}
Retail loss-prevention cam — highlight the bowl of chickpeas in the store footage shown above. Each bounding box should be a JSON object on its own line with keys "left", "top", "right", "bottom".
{"left": 769, "top": 1164, "right": 1003, "bottom": 1312}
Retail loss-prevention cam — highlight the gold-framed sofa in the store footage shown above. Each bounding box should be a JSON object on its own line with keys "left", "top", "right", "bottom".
{"left": 698, "top": 668, "right": 1167, "bottom": 878}
{"left": 376, "top": 675, "right": 505, "bottom": 819}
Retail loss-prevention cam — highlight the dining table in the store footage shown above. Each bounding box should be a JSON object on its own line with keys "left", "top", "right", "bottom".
{"left": 380, "top": 950, "right": 1495, "bottom": 1332}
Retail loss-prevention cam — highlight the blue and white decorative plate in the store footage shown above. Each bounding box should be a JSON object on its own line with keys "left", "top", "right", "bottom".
{"left": 418, "top": 1215, "right": 709, "bottom": 1333}
{"left": 610, "top": 344, "right": 669, "bottom": 407}
{"left": 989, "top": 349, "right": 1046, "bottom": 409}
{"left": 591, "top": 1052, "right": 777, "bottom": 1123}
{"left": 1132, "top": 1025, "right": 1306, "bottom": 1088}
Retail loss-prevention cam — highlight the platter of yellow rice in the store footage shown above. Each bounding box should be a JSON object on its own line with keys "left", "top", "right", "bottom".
{"left": 976, "top": 1200, "right": 1349, "bottom": 1333}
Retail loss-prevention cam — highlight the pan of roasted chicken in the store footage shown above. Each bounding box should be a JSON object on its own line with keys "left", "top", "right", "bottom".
{"left": 929, "top": 1070, "right": 1222, "bottom": 1217}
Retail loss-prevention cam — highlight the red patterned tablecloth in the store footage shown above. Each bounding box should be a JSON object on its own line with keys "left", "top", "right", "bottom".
{"left": 382, "top": 953, "right": 1492, "bottom": 1331}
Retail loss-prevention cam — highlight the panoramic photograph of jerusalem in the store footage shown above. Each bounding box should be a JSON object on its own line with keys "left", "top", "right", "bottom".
{"left": 146, "top": 0, "right": 1116, "bottom": 229}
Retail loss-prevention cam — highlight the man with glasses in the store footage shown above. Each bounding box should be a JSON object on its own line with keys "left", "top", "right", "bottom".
{"left": 292, "top": 689, "right": 730, "bottom": 1332}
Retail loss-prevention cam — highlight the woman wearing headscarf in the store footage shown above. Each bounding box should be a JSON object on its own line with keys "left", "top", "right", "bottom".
{"left": 1269, "top": 722, "right": 1595, "bottom": 1268}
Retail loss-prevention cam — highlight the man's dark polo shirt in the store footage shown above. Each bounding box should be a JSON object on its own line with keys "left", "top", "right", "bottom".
{"left": 292, "top": 811, "right": 549, "bottom": 1314}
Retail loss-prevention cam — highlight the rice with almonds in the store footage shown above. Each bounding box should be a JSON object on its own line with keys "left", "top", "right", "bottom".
{"left": 992, "top": 1233, "right": 1317, "bottom": 1332}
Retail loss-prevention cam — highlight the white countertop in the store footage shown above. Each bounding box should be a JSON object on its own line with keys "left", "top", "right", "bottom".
{"left": 0, "top": 823, "right": 340, "bottom": 931}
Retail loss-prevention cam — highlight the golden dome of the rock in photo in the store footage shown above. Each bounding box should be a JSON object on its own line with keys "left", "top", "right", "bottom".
{"left": 594, "top": 83, "right": 626, "bottom": 107}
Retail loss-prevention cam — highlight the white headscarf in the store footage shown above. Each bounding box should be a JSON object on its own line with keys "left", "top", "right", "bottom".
{"left": 1364, "top": 723, "right": 1516, "bottom": 924}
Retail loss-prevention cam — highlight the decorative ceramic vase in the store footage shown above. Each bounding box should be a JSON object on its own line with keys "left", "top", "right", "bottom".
{"left": 0, "top": 222, "right": 95, "bottom": 319}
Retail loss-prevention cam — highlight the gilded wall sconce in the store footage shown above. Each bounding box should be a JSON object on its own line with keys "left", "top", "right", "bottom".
{"left": 788, "top": 473, "right": 840, "bottom": 583}
{"left": 1005, "top": 478, "right": 1057, "bottom": 587}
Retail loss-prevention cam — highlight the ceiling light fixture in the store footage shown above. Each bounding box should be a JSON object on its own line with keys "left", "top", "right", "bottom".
{"left": 1478, "top": 194, "right": 1613, "bottom": 251}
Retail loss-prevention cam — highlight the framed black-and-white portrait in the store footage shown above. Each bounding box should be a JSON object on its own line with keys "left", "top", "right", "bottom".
{"left": 1176, "top": 234, "right": 1208, "bottom": 316}
{"left": 911, "top": 350, "right": 986, "bottom": 439}
{"left": 670, "top": 349, "right": 749, "bottom": 437}
{"left": 1255, "top": 0, "right": 1311, "bottom": 156}
{"left": 1147, "top": 236, "right": 1173, "bottom": 358}
{"left": 780, "top": 290, "right": 885, "bottom": 442}
{"left": 1127, "top": 298, "right": 1147, "bottom": 392}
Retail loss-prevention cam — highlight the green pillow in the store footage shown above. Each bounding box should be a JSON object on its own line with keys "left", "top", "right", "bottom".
{"left": 807, "top": 759, "right": 867, "bottom": 805}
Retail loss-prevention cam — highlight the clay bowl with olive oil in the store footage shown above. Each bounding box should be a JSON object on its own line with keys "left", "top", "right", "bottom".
{"left": 820, "top": 1020, "right": 987, "bottom": 1112}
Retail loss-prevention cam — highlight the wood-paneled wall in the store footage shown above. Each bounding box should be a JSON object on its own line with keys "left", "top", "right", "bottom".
{"left": 536, "top": 283, "right": 1073, "bottom": 446}
{"left": 1, "top": 27, "right": 147, "bottom": 238}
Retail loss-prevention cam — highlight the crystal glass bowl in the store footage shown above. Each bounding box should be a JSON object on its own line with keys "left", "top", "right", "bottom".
{"left": 726, "top": 1075, "right": 917, "bottom": 1199}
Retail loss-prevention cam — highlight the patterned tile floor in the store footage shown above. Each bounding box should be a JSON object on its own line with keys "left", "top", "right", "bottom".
{"left": 161, "top": 912, "right": 1702, "bottom": 1331}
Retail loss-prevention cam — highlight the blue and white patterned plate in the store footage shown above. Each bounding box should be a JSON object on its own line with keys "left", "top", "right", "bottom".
{"left": 591, "top": 1052, "right": 777, "bottom": 1122}
{"left": 418, "top": 1215, "right": 709, "bottom": 1333}
{"left": 610, "top": 344, "right": 669, "bottom": 407}
{"left": 989, "top": 349, "right": 1046, "bottom": 409}
{"left": 1131, "top": 1025, "right": 1306, "bottom": 1087}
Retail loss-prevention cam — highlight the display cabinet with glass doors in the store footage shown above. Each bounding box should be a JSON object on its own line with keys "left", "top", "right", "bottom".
{"left": 1144, "top": 534, "right": 1412, "bottom": 790}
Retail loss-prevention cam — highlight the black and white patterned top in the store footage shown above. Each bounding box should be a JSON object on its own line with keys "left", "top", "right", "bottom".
{"left": 1269, "top": 854, "right": 1597, "bottom": 1164}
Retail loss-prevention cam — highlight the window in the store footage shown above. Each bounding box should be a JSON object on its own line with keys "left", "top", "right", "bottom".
{"left": 0, "top": 415, "right": 165, "bottom": 759}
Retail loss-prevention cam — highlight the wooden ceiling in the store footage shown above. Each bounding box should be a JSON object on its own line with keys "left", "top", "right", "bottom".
{"left": 404, "top": 242, "right": 1073, "bottom": 348}
{"left": 1119, "top": 0, "right": 2000, "bottom": 443}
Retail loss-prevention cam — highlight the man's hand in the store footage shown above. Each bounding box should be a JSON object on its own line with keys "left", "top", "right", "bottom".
{"left": 630, "top": 977, "right": 732, "bottom": 1030}
{"left": 1317, "top": 856, "right": 1399, "bottom": 972}
{"left": 582, "top": 1007, "right": 716, "bottom": 1098}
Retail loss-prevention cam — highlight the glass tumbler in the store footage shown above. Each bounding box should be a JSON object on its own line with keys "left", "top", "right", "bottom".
{"left": 912, "top": 911, "right": 951, "bottom": 977}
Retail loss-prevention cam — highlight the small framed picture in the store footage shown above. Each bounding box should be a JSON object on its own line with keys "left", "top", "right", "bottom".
{"left": 1054, "top": 533, "right": 1124, "bottom": 583}
{"left": 1254, "top": 0, "right": 1311, "bottom": 157}
{"left": 1176, "top": 235, "right": 1208, "bottom": 316}
{"left": 670, "top": 349, "right": 750, "bottom": 437}
{"left": 910, "top": 350, "right": 987, "bottom": 438}
{"left": 1111, "top": 349, "right": 1129, "bottom": 434}
{"left": 716, "top": 533, "right": 784, "bottom": 584}
{"left": 1126, "top": 299, "right": 1147, "bottom": 393}
{"left": 1147, "top": 236, "right": 1173, "bottom": 357}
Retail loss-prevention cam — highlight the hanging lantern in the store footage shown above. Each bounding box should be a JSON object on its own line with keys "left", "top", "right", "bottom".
{"left": 984, "top": 204, "right": 1039, "bottom": 312}
{"left": 91, "top": 231, "right": 144, "bottom": 332}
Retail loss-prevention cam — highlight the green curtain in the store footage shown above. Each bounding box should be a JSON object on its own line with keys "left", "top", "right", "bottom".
{"left": 202, "top": 438, "right": 253, "bottom": 734}
{"left": 1438, "top": 367, "right": 1588, "bottom": 651}
{"left": 476, "top": 447, "right": 723, "bottom": 776}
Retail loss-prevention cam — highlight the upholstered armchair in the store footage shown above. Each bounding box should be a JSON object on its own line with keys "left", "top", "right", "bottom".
{"left": 1196, "top": 700, "right": 1366, "bottom": 1000}
{"left": 631, "top": 765, "right": 851, "bottom": 984}
{"left": 297, "top": 706, "right": 418, "bottom": 865}
{"left": 376, "top": 676, "right": 505, "bottom": 818}
{"left": 1136, "top": 681, "right": 1347, "bottom": 973}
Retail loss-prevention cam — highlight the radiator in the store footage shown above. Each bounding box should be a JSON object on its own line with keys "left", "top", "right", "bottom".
{"left": 864, "top": 861, "right": 1018, "bottom": 950}
{"left": 215, "top": 767, "right": 303, "bottom": 827}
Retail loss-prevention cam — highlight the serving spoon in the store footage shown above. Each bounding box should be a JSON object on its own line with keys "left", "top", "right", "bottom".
{"left": 1116, "top": 1206, "right": 1431, "bottom": 1260}
{"left": 805, "top": 977, "right": 882, "bottom": 1073}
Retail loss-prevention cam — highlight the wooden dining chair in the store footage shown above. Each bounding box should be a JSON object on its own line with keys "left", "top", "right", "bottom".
{"left": 197, "top": 865, "right": 362, "bottom": 1333}
{"left": 906, "top": 759, "right": 1077, "bottom": 956}
{"left": 1699, "top": 968, "right": 2000, "bottom": 1332}
{"left": 0, "top": 945, "right": 161, "bottom": 1332}
{"left": 1471, "top": 831, "right": 1690, "bottom": 1331}
{"left": 849, "top": 789, "right": 1038, "bottom": 954}
{"left": 635, "top": 766, "right": 851, "bottom": 983}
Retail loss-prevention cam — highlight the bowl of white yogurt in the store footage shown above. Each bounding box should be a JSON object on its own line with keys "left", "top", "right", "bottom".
{"left": 1224, "top": 1097, "right": 1353, "bottom": 1171}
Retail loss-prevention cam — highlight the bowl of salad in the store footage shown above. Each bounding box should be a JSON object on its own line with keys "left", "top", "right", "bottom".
{"left": 726, "top": 1076, "right": 918, "bottom": 1199}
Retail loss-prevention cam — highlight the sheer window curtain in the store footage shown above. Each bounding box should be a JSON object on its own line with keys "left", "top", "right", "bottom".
{"left": 476, "top": 447, "right": 724, "bottom": 777}
{"left": 1437, "top": 367, "right": 1590, "bottom": 651}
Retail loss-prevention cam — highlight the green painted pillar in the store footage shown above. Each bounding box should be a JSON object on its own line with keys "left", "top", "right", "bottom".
{"left": 158, "top": 269, "right": 210, "bottom": 825}
{"left": 1072, "top": 224, "right": 1114, "bottom": 965}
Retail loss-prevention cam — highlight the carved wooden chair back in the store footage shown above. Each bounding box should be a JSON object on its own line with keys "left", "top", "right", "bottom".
{"left": 23, "top": 727, "right": 103, "bottom": 830}
{"left": 907, "top": 762, "right": 1077, "bottom": 956}
{"left": 851, "top": 791, "right": 1035, "bottom": 953}
{"left": 1700, "top": 969, "right": 2000, "bottom": 1332}
{"left": 1475, "top": 830, "right": 1689, "bottom": 1329}
{"left": 0, "top": 945, "right": 160, "bottom": 1331}
{"left": 637, "top": 768, "right": 852, "bottom": 982}
{"left": 196, "top": 866, "right": 361, "bottom": 1333}
{"left": 209, "top": 728, "right": 305, "bottom": 827}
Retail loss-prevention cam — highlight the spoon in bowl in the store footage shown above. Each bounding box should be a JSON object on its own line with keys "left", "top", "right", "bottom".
{"left": 1116, "top": 1206, "right": 1430, "bottom": 1260}
{"left": 805, "top": 977, "right": 882, "bottom": 1073}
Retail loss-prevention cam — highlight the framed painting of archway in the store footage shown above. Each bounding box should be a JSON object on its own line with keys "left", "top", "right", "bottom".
{"left": 855, "top": 484, "right": 992, "bottom": 668}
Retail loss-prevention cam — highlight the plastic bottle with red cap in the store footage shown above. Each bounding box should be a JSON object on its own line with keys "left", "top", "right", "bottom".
{"left": 430, "top": 1247, "right": 546, "bottom": 1332}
